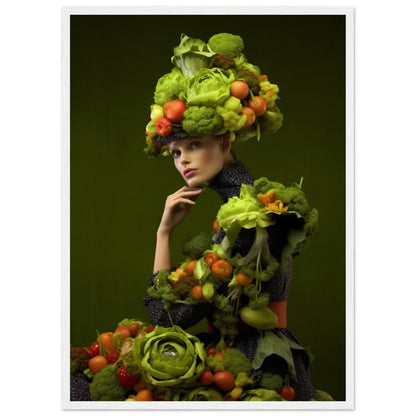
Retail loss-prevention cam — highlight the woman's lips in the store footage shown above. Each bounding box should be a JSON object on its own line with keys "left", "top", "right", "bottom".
{"left": 183, "top": 168, "right": 197, "bottom": 178}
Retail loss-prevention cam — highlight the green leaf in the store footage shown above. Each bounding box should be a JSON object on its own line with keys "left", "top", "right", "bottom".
{"left": 252, "top": 331, "right": 299, "bottom": 376}
{"left": 171, "top": 33, "right": 218, "bottom": 78}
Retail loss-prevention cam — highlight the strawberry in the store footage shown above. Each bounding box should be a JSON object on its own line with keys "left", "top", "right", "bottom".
{"left": 105, "top": 350, "right": 120, "bottom": 364}
{"left": 117, "top": 366, "right": 141, "bottom": 387}
{"left": 86, "top": 342, "right": 99, "bottom": 358}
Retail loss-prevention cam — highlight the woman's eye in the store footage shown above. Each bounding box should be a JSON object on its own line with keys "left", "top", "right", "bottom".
{"left": 191, "top": 141, "right": 202, "bottom": 149}
{"left": 171, "top": 150, "right": 180, "bottom": 158}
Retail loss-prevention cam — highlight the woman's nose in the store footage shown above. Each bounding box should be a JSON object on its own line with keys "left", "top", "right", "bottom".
{"left": 180, "top": 152, "right": 190, "bottom": 165}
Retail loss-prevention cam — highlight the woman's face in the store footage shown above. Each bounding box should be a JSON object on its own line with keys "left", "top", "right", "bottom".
{"left": 168, "top": 136, "right": 231, "bottom": 187}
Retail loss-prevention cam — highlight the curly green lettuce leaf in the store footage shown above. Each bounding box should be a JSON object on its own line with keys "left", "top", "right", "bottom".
{"left": 187, "top": 67, "right": 235, "bottom": 107}
{"left": 216, "top": 184, "right": 273, "bottom": 247}
{"left": 153, "top": 67, "right": 189, "bottom": 106}
{"left": 171, "top": 33, "right": 218, "bottom": 78}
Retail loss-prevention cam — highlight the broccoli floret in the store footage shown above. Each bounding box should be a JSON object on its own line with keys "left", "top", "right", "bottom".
{"left": 147, "top": 269, "right": 180, "bottom": 307}
{"left": 70, "top": 347, "right": 90, "bottom": 374}
{"left": 223, "top": 348, "right": 253, "bottom": 377}
{"left": 182, "top": 106, "right": 224, "bottom": 137}
{"left": 208, "top": 33, "right": 244, "bottom": 58}
{"left": 154, "top": 67, "right": 188, "bottom": 106}
{"left": 248, "top": 292, "right": 270, "bottom": 310}
{"left": 216, "top": 96, "right": 247, "bottom": 134}
{"left": 259, "top": 371, "right": 284, "bottom": 391}
{"left": 258, "top": 106, "right": 284, "bottom": 136}
{"left": 182, "top": 232, "right": 213, "bottom": 259}
{"left": 254, "top": 178, "right": 311, "bottom": 217}
{"left": 89, "top": 364, "right": 129, "bottom": 401}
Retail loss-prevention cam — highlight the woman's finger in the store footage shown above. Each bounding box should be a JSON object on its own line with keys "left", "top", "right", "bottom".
{"left": 167, "top": 198, "right": 196, "bottom": 208}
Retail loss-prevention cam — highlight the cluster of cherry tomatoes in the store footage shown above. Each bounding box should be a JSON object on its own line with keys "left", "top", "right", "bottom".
{"left": 85, "top": 322, "right": 158, "bottom": 401}
{"left": 229, "top": 78, "right": 268, "bottom": 127}
{"left": 199, "top": 347, "right": 236, "bottom": 394}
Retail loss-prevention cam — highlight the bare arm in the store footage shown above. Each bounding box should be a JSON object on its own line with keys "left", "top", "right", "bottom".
{"left": 153, "top": 186, "right": 205, "bottom": 273}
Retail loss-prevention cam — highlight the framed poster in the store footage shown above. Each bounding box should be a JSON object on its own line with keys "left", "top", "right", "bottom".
{"left": 62, "top": 6, "right": 354, "bottom": 409}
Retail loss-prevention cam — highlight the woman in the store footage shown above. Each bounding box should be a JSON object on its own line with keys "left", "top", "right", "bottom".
{"left": 142, "top": 33, "right": 323, "bottom": 401}
{"left": 144, "top": 133, "right": 317, "bottom": 400}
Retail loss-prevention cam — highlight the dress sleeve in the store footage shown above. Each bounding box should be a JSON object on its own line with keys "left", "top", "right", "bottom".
{"left": 142, "top": 273, "right": 216, "bottom": 329}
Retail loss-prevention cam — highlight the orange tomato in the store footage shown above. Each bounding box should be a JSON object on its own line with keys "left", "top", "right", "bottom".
{"left": 175, "top": 266, "right": 188, "bottom": 277}
{"left": 230, "top": 80, "right": 250, "bottom": 99}
{"left": 236, "top": 273, "right": 253, "bottom": 286}
{"left": 186, "top": 259, "right": 197, "bottom": 274}
{"left": 136, "top": 389, "right": 155, "bottom": 401}
{"left": 211, "top": 259, "right": 233, "bottom": 279}
{"left": 213, "top": 218, "right": 219, "bottom": 233}
{"left": 248, "top": 96, "right": 267, "bottom": 116}
{"left": 97, "top": 332, "right": 113, "bottom": 352}
{"left": 257, "top": 74, "right": 268, "bottom": 82}
{"left": 88, "top": 356, "right": 107, "bottom": 374}
{"left": 191, "top": 285, "right": 204, "bottom": 300}
{"left": 204, "top": 252, "right": 219, "bottom": 266}
{"left": 240, "top": 107, "right": 256, "bottom": 126}
{"left": 115, "top": 326, "right": 131, "bottom": 339}
{"left": 214, "top": 352, "right": 225, "bottom": 359}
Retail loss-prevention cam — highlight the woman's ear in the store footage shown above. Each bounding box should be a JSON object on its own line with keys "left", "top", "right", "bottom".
{"left": 221, "top": 135, "right": 232, "bottom": 152}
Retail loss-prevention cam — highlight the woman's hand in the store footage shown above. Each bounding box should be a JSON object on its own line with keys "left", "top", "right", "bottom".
{"left": 158, "top": 186, "right": 205, "bottom": 236}
{"left": 153, "top": 186, "right": 205, "bottom": 273}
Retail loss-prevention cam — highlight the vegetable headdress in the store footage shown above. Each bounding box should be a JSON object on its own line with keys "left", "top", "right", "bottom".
{"left": 144, "top": 33, "right": 284, "bottom": 157}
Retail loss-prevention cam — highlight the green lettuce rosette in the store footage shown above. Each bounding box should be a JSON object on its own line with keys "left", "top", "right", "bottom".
{"left": 132, "top": 325, "right": 206, "bottom": 388}
{"left": 165, "top": 386, "right": 224, "bottom": 401}
{"left": 239, "top": 388, "right": 285, "bottom": 401}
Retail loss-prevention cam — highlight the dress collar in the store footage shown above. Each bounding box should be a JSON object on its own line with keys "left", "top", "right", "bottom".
{"left": 207, "top": 161, "right": 254, "bottom": 203}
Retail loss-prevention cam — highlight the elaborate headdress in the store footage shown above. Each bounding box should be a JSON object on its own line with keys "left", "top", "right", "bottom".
{"left": 144, "top": 33, "right": 283, "bottom": 157}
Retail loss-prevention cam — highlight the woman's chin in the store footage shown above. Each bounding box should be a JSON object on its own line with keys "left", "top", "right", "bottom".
{"left": 185, "top": 177, "right": 203, "bottom": 187}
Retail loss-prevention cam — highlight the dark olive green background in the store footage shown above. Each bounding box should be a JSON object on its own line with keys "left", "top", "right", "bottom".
{"left": 70, "top": 15, "right": 346, "bottom": 400}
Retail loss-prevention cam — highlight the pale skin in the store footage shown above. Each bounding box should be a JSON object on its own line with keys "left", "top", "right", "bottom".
{"left": 153, "top": 136, "right": 236, "bottom": 273}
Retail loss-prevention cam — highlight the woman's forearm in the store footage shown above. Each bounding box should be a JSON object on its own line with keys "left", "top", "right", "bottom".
{"left": 153, "top": 228, "right": 172, "bottom": 273}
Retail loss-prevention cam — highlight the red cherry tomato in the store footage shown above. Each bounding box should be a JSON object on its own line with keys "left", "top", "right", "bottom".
{"left": 206, "top": 347, "right": 216, "bottom": 356}
{"left": 199, "top": 370, "right": 214, "bottom": 385}
{"left": 115, "top": 326, "right": 131, "bottom": 339}
{"left": 211, "top": 259, "right": 233, "bottom": 278}
{"left": 280, "top": 386, "right": 295, "bottom": 401}
{"left": 213, "top": 370, "right": 235, "bottom": 391}
{"left": 204, "top": 252, "right": 219, "bottom": 266}
{"left": 155, "top": 117, "right": 172, "bottom": 137}
{"left": 163, "top": 99, "right": 187, "bottom": 123}
{"left": 248, "top": 96, "right": 267, "bottom": 116}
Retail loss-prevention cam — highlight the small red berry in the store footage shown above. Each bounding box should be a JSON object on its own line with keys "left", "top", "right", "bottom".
{"left": 86, "top": 342, "right": 99, "bottom": 358}
{"left": 117, "top": 366, "right": 141, "bottom": 387}
{"left": 105, "top": 350, "right": 120, "bottom": 364}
